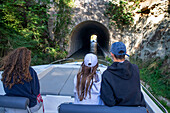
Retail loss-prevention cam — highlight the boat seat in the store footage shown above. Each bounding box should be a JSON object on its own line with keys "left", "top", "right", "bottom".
{"left": 0, "top": 95, "right": 31, "bottom": 113}
{"left": 58, "top": 103, "right": 147, "bottom": 113}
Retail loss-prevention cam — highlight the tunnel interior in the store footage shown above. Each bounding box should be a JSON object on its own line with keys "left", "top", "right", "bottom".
{"left": 69, "top": 21, "right": 110, "bottom": 57}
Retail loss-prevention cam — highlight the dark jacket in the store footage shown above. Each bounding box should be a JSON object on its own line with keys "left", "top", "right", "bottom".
{"left": 100, "top": 60, "right": 146, "bottom": 107}
{"left": 3, "top": 67, "right": 40, "bottom": 107}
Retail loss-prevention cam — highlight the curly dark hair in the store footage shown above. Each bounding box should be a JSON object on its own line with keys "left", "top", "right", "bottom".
{"left": 76, "top": 62, "right": 98, "bottom": 101}
{"left": 0, "top": 47, "right": 32, "bottom": 89}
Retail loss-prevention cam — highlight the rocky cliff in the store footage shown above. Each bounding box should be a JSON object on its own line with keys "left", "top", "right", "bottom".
{"left": 111, "top": 0, "right": 170, "bottom": 61}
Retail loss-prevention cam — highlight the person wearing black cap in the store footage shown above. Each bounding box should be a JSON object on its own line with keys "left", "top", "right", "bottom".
{"left": 100, "top": 42, "right": 146, "bottom": 107}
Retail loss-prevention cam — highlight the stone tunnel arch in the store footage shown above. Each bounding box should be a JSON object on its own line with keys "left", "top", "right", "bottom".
{"left": 68, "top": 20, "right": 110, "bottom": 57}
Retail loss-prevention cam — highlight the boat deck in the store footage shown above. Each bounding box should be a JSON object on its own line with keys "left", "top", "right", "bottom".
{"left": 40, "top": 67, "right": 78, "bottom": 96}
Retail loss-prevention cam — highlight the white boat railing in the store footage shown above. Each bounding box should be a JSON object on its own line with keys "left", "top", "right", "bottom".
{"left": 141, "top": 84, "right": 168, "bottom": 113}
{"left": 50, "top": 58, "right": 75, "bottom": 64}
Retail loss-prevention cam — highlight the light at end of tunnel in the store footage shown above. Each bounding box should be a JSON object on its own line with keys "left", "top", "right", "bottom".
{"left": 90, "top": 34, "right": 97, "bottom": 42}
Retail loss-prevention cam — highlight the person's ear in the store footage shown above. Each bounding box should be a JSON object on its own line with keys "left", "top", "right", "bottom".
{"left": 110, "top": 52, "right": 116, "bottom": 60}
{"left": 110, "top": 52, "right": 114, "bottom": 57}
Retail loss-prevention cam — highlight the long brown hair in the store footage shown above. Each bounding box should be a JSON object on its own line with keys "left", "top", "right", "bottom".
{"left": 0, "top": 47, "right": 32, "bottom": 89}
{"left": 76, "top": 62, "right": 98, "bottom": 101}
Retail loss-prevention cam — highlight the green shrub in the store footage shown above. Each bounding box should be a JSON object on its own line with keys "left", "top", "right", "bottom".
{"left": 0, "top": 0, "right": 72, "bottom": 65}
{"left": 105, "top": 0, "right": 140, "bottom": 30}
{"left": 130, "top": 56, "right": 170, "bottom": 112}
{"left": 105, "top": 56, "right": 113, "bottom": 65}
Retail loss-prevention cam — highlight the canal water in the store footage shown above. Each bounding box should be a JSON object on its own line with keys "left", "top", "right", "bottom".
{"left": 67, "top": 42, "right": 110, "bottom": 66}
{"left": 54, "top": 42, "right": 110, "bottom": 66}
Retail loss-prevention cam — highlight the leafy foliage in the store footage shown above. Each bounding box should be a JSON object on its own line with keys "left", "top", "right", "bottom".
{"left": 0, "top": 0, "right": 73, "bottom": 65}
{"left": 105, "top": 56, "right": 113, "bottom": 65}
{"left": 140, "top": 57, "right": 170, "bottom": 99}
{"left": 53, "top": 0, "right": 73, "bottom": 48}
{"left": 130, "top": 56, "right": 170, "bottom": 112}
{"left": 105, "top": 0, "right": 141, "bottom": 30}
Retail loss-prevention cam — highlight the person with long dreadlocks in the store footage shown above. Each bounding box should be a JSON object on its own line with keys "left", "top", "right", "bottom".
{"left": 0, "top": 47, "right": 43, "bottom": 113}
{"left": 74, "top": 53, "right": 103, "bottom": 105}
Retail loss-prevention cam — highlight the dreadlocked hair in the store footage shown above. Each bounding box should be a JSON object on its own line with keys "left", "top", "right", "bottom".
{"left": 0, "top": 47, "right": 32, "bottom": 89}
{"left": 76, "top": 62, "right": 98, "bottom": 101}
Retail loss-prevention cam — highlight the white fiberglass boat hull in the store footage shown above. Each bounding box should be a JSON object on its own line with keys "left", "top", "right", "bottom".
{"left": 0, "top": 62, "right": 167, "bottom": 113}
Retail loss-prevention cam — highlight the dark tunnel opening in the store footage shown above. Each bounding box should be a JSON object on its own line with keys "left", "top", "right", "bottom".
{"left": 68, "top": 21, "right": 110, "bottom": 57}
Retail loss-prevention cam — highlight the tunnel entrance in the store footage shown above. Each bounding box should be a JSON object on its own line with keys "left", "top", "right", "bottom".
{"left": 68, "top": 21, "right": 110, "bottom": 57}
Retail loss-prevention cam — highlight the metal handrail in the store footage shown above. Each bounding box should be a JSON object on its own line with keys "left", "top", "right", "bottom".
{"left": 97, "top": 43, "right": 110, "bottom": 57}
{"left": 27, "top": 106, "right": 32, "bottom": 113}
{"left": 141, "top": 84, "right": 168, "bottom": 113}
{"left": 98, "top": 59, "right": 111, "bottom": 66}
{"left": 50, "top": 58, "right": 75, "bottom": 64}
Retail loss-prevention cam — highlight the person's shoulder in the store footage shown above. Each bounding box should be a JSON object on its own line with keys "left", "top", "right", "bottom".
{"left": 131, "top": 63, "right": 139, "bottom": 69}
{"left": 128, "top": 62, "right": 140, "bottom": 72}
{"left": 29, "top": 67, "right": 37, "bottom": 76}
{"left": 29, "top": 66, "right": 34, "bottom": 70}
{"left": 125, "top": 60, "right": 139, "bottom": 68}
{"left": 95, "top": 70, "right": 102, "bottom": 81}
{"left": 29, "top": 67, "right": 35, "bottom": 72}
{"left": 101, "top": 68, "right": 111, "bottom": 78}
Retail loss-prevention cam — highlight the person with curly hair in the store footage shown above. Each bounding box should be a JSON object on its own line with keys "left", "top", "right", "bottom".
{"left": 0, "top": 47, "right": 43, "bottom": 113}
{"left": 74, "top": 53, "right": 103, "bottom": 105}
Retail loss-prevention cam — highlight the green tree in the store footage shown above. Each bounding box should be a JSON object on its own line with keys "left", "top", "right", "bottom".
{"left": 0, "top": 0, "right": 73, "bottom": 65}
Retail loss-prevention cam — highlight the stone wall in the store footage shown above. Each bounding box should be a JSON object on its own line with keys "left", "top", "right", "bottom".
{"left": 134, "top": 0, "right": 169, "bottom": 60}
{"left": 48, "top": 0, "right": 169, "bottom": 61}
{"left": 68, "top": 0, "right": 111, "bottom": 56}
{"left": 72, "top": 0, "right": 109, "bottom": 30}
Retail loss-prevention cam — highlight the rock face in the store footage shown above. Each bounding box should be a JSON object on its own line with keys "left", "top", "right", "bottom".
{"left": 110, "top": 0, "right": 169, "bottom": 61}
{"left": 135, "top": 0, "right": 169, "bottom": 60}
{"left": 72, "top": 0, "right": 109, "bottom": 28}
